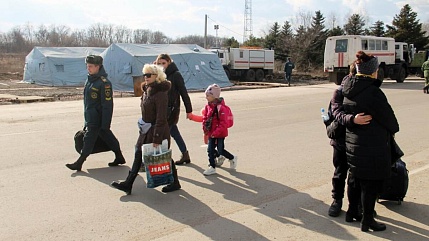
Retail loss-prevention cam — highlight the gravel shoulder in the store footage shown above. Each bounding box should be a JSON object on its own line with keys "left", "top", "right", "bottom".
{"left": 0, "top": 73, "right": 329, "bottom": 104}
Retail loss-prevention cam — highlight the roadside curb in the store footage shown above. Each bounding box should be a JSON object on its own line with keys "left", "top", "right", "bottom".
{"left": 0, "top": 94, "right": 54, "bottom": 104}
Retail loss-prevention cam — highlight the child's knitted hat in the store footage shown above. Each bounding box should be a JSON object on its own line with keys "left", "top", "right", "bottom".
{"left": 205, "top": 84, "right": 221, "bottom": 98}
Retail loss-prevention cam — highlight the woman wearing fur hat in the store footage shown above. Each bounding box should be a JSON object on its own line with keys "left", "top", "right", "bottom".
{"left": 111, "top": 64, "right": 181, "bottom": 194}
{"left": 202, "top": 84, "right": 237, "bottom": 176}
{"left": 342, "top": 51, "right": 399, "bottom": 232}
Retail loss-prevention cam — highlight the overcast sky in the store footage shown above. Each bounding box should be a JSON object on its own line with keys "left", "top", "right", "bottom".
{"left": 1, "top": 0, "right": 428, "bottom": 42}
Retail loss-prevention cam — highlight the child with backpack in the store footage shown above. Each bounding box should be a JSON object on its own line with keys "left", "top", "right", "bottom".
{"left": 189, "top": 108, "right": 225, "bottom": 167}
{"left": 201, "top": 84, "right": 237, "bottom": 176}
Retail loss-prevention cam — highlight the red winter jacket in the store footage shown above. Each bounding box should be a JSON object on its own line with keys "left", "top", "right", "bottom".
{"left": 202, "top": 98, "right": 229, "bottom": 138}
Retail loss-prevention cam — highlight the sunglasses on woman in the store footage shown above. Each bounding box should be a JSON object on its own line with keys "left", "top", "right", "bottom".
{"left": 143, "top": 73, "right": 157, "bottom": 78}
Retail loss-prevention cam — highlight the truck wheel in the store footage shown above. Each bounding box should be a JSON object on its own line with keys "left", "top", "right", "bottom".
{"left": 224, "top": 68, "right": 231, "bottom": 80}
{"left": 377, "top": 68, "right": 384, "bottom": 83}
{"left": 396, "top": 67, "right": 406, "bottom": 83}
{"left": 255, "top": 69, "right": 265, "bottom": 82}
{"left": 245, "top": 69, "right": 256, "bottom": 81}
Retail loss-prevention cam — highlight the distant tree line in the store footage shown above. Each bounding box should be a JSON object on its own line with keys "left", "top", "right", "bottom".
{"left": 246, "top": 4, "right": 429, "bottom": 71}
{"left": 1, "top": 4, "right": 428, "bottom": 72}
{"left": 0, "top": 22, "right": 234, "bottom": 53}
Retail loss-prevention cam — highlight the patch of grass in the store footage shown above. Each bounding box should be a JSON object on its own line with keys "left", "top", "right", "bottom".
{"left": 0, "top": 53, "right": 26, "bottom": 73}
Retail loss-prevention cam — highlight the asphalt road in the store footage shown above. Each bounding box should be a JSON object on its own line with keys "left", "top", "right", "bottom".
{"left": 1, "top": 78, "right": 428, "bottom": 241}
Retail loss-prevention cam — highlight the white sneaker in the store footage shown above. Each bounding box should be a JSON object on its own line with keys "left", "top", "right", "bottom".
{"left": 203, "top": 166, "right": 217, "bottom": 176}
{"left": 229, "top": 156, "right": 238, "bottom": 169}
{"left": 216, "top": 155, "right": 225, "bottom": 167}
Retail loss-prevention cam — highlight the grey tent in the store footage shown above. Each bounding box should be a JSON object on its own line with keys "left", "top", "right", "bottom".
{"left": 101, "top": 43, "right": 230, "bottom": 92}
{"left": 23, "top": 47, "right": 105, "bottom": 86}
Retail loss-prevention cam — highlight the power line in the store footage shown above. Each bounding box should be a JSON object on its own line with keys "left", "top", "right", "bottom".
{"left": 206, "top": 15, "right": 244, "bottom": 38}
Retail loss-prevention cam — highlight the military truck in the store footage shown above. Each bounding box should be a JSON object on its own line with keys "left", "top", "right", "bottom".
{"left": 324, "top": 35, "right": 415, "bottom": 84}
{"left": 408, "top": 50, "right": 429, "bottom": 77}
{"left": 210, "top": 48, "right": 274, "bottom": 81}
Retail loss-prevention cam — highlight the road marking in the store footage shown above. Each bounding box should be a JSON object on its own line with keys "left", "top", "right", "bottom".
{"left": 0, "top": 130, "right": 47, "bottom": 137}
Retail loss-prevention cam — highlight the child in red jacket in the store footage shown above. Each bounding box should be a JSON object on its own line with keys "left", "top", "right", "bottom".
{"left": 201, "top": 84, "right": 237, "bottom": 176}
{"left": 189, "top": 108, "right": 226, "bottom": 167}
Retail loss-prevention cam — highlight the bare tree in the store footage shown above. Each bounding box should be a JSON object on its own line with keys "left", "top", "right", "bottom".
{"left": 10, "top": 27, "right": 28, "bottom": 52}
{"left": 133, "top": 29, "right": 151, "bottom": 44}
{"left": 114, "top": 25, "right": 127, "bottom": 43}
{"left": 326, "top": 12, "right": 341, "bottom": 30}
{"left": 293, "top": 10, "right": 313, "bottom": 29}
{"left": 72, "top": 29, "right": 87, "bottom": 46}
{"left": 34, "top": 24, "right": 49, "bottom": 46}
{"left": 171, "top": 35, "right": 215, "bottom": 47}
{"left": 150, "top": 31, "right": 168, "bottom": 44}
{"left": 23, "top": 22, "right": 34, "bottom": 44}
{"left": 105, "top": 24, "right": 115, "bottom": 44}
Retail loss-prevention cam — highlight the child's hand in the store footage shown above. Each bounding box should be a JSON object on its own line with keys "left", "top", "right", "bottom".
{"left": 186, "top": 112, "right": 193, "bottom": 120}
{"left": 204, "top": 134, "right": 209, "bottom": 144}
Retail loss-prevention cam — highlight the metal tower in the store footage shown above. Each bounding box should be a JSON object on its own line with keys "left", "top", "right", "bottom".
{"left": 243, "top": 0, "right": 253, "bottom": 43}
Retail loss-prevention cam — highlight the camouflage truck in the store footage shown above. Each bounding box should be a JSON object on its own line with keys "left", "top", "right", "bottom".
{"left": 409, "top": 50, "right": 429, "bottom": 77}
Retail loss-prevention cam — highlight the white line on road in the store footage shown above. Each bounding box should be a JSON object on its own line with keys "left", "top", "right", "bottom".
{"left": 0, "top": 130, "right": 47, "bottom": 137}
{"left": 409, "top": 163, "right": 429, "bottom": 176}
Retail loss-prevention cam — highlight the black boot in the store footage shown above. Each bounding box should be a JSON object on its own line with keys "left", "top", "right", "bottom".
{"left": 162, "top": 161, "right": 181, "bottom": 193}
{"left": 345, "top": 205, "right": 362, "bottom": 222}
{"left": 111, "top": 171, "right": 138, "bottom": 195}
{"left": 175, "top": 151, "right": 191, "bottom": 165}
{"left": 361, "top": 217, "right": 386, "bottom": 232}
{"left": 66, "top": 156, "right": 86, "bottom": 171}
{"left": 345, "top": 178, "right": 362, "bottom": 222}
{"left": 360, "top": 182, "right": 385, "bottom": 232}
{"left": 108, "top": 151, "right": 126, "bottom": 167}
{"left": 328, "top": 199, "right": 342, "bottom": 217}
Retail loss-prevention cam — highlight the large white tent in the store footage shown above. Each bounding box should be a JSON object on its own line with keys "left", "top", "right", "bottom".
{"left": 101, "top": 43, "right": 231, "bottom": 92}
{"left": 23, "top": 47, "right": 105, "bottom": 86}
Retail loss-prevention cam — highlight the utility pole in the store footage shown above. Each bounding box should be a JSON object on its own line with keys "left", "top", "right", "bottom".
{"left": 214, "top": 24, "right": 219, "bottom": 48}
{"left": 243, "top": 0, "right": 253, "bottom": 43}
{"left": 204, "top": 14, "right": 208, "bottom": 49}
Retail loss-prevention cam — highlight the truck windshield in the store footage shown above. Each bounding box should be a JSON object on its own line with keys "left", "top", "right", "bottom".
{"left": 335, "top": 39, "right": 348, "bottom": 53}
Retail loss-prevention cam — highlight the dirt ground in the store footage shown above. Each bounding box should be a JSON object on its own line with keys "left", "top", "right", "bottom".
{"left": 0, "top": 72, "right": 330, "bottom": 103}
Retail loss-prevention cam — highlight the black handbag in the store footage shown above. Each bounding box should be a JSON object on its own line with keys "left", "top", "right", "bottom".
{"left": 391, "top": 135, "right": 404, "bottom": 164}
{"left": 74, "top": 128, "right": 111, "bottom": 154}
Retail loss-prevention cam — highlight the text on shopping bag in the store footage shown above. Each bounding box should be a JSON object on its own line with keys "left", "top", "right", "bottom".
{"left": 147, "top": 162, "right": 171, "bottom": 176}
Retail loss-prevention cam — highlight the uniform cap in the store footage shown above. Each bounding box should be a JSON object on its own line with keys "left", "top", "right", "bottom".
{"left": 85, "top": 55, "right": 103, "bottom": 65}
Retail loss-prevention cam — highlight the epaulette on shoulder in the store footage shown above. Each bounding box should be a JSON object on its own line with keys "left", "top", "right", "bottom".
{"left": 100, "top": 76, "right": 107, "bottom": 82}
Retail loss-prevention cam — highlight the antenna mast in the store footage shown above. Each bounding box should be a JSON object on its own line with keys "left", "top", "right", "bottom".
{"left": 243, "top": 0, "right": 253, "bottom": 43}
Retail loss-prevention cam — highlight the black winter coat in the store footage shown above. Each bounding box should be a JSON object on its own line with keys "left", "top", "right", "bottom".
{"left": 83, "top": 66, "right": 113, "bottom": 129}
{"left": 327, "top": 77, "right": 355, "bottom": 150}
{"left": 165, "top": 62, "right": 193, "bottom": 125}
{"left": 342, "top": 75, "right": 399, "bottom": 180}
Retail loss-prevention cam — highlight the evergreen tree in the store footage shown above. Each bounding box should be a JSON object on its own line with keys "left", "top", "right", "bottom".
{"left": 292, "top": 25, "right": 312, "bottom": 71}
{"left": 344, "top": 14, "right": 365, "bottom": 35}
{"left": 243, "top": 35, "right": 264, "bottom": 47}
{"left": 308, "top": 11, "right": 328, "bottom": 67}
{"left": 224, "top": 37, "right": 239, "bottom": 48}
{"left": 277, "top": 20, "right": 293, "bottom": 61}
{"left": 370, "top": 21, "right": 385, "bottom": 37}
{"left": 264, "top": 22, "right": 282, "bottom": 59}
{"left": 328, "top": 26, "right": 344, "bottom": 36}
{"left": 386, "top": 4, "right": 429, "bottom": 50}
